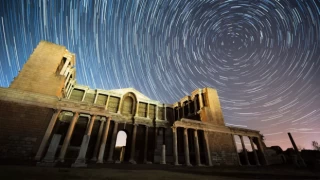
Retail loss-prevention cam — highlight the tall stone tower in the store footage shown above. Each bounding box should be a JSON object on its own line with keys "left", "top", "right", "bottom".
{"left": 200, "top": 87, "right": 225, "bottom": 126}
{"left": 9, "top": 41, "right": 75, "bottom": 98}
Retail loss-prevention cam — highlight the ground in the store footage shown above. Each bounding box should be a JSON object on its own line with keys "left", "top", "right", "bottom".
{"left": 0, "top": 163, "right": 319, "bottom": 180}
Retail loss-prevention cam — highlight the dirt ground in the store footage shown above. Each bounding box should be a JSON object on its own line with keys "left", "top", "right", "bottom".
{"left": 0, "top": 163, "right": 319, "bottom": 180}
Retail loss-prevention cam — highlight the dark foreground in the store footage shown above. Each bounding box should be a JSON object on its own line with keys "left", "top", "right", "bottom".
{"left": 0, "top": 163, "right": 319, "bottom": 180}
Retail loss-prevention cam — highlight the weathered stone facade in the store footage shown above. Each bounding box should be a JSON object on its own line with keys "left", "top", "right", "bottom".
{"left": 0, "top": 41, "right": 268, "bottom": 167}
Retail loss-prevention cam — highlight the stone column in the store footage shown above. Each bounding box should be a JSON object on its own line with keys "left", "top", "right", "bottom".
{"left": 66, "top": 84, "right": 73, "bottom": 98}
{"left": 203, "top": 131, "right": 212, "bottom": 166}
{"left": 64, "top": 70, "right": 72, "bottom": 87}
{"left": 194, "top": 97, "right": 198, "bottom": 114}
{"left": 117, "top": 96, "right": 123, "bottom": 114}
{"left": 72, "top": 115, "right": 96, "bottom": 167}
{"left": 58, "top": 112, "right": 79, "bottom": 162}
{"left": 81, "top": 89, "right": 88, "bottom": 101}
{"left": 143, "top": 126, "right": 149, "bottom": 163}
{"left": 163, "top": 104, "right": 167, "bottom": 120}
{"left": 91, "top": 119, "right": 105, "bottom": 161}
{"left": 60, "top": 58, "right": 71, "bottom": 75}
{"left": 155, "top": 105, "right": 159, "bottom": 120}
{"left": 182, "top": 103, "right": 185, "bottom": 118}
{"left": 232, "top": 134, "right": 241, "bottom": 165}
{"left": 35, "top": 109, "right": 61, "bottom": 160}
{"left": 239, "top": 135, "right": 250, "bottom": 165}
{"left": 93, "top": 90, "right": 99, "bottom": 104}
{"left": 129, "top": 124, "right": 138, "bottom": 164}
{"left": 249, "top": 136, "right": 260, "bottom": 166}
{"left": 177, "top": 108, "right": 180, "bottom": 120}
{"left": 161, "top": 128, "right": 166, "bottom": 164}
{"left": 172, "top": 127, "right": 179, "bottom": 165}
{"left": 183, "top": 128, "right": 191, "bottom": 166}
{"left": 199, "top": 89, "right": 204, "bottom": 109}
{"left": 107, "top": 121, "right": 119, "bottom": 162}
{"left": 194, "top": 130, "right": 201, "bottom": 166}
{"left": 256, "top": 137, "right": 269, "bottom": 165}
{"left": 97, "top": 117, "right": 111, "bottom": 163}
{"left": 146, "top": 103, "right": 150, "bottom": 118}
{"left": 105, "top": 95, "right": 110, "bottom": 109}
{"left": 187, "top": 101, "right": 191, "bottom": 116}
{"left": 135, "top": 101, "right": 139, "bottom": 117}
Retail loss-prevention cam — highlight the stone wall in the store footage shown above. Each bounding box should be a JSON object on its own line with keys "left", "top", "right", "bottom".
{"left": 0, "top": 100, "right": 53, "bottom": 159}
{"left": 207, "top": 131, "right": 238, "bottom": 165}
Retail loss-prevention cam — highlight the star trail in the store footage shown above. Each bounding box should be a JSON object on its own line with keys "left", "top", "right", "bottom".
{"left": 0, "top": 0, "right": 319, "bottom": 150}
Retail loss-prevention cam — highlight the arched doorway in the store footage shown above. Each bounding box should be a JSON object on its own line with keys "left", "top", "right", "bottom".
{"left": 114, "top": 130, "right": 127, "bottom": 162}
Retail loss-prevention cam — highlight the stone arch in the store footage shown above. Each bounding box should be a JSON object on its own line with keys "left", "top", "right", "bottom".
{"left": 120, "top": 92, "right": 137, "bottom": 116}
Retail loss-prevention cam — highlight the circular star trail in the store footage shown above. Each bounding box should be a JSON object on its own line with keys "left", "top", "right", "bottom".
{"left": 0, "top": 0, "right": 319, "bottom": 149}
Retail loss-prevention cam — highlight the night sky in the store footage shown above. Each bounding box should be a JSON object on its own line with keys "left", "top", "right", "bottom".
{"left": 0, "top": 0, "right": 319, "bottom": 150}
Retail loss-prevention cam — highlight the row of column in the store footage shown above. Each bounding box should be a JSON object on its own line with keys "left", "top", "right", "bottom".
{"left": 174, "top": 91, "right": 204, "bottom": 120}
{"left": 172, "top": 127, "right": 212, "bottom": 166}
{"left": 35, "top": 109, "right": 148, "bottom": 166}
{"left": 35, "top": 109, "right": 113, "bottom": 166}
{"left": 237, "top": 135, "right": 261, "bottom": 166}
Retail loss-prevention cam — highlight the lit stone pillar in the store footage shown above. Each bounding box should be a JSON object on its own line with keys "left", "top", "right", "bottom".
{"left": 129, "top": 124, "right": 138, "bottom": 164}
{"left": 63, "top": 66, "right": 71, "bottom": 76}
{"left": 249, "top": 136, "right": 260, "bottom": 166}
{"left": 72, "top": 115, "right": 96, "bottom": 167}
{"left": 239, "top": 135, "right": 250, "bottom": 165}
{"left": 65, "top": 80, "right": 72, "bottom": 94}
{"left": 97, "top": 117, "right": 111, "bottom": 163}
{"left": 91, "top": 119, "right": 105, "bottom": 161}
{"left": 256, "top": 136, "right": 269, "bottom": 165}
{"left": 60, "top": 58, "right": 71, "bottom": 75}
{"left": 107, "top": 121, "right": 119, "bottom": 162}
{"left": 35, "top": 109, "right": 61, "bottom": 160}
{"left": 146, "top": 103, "right": 150, "bottom": 118}
{"left": 183, "top": 128, "right": 191, "bottom": 166}
{"left": 155, "top": 105, "right": 159, "bottom": 120}
{"left": 161, "top": 128, "right": 166, "bottom": 164}
{"left": 105, "top": 95, "right": 110, "bottom": 109}
{"left": 172, "top": 127, "right": 179, "bottom": 165}
{"left": 194, "top": 130, "right": 201, "bottom": 166}
{"left": 163, "top": 104, "right": 167, "bottom": 120}
{"left": 66, "top": 84, "right": 73, "bottom": 98}
{"left": 203, "top": 131, "right": 212, "bottom": 166}
{"left": 64, "top": 70, "right": 72, "bottom": 87}
{"left": 117, "top": 96, "right": 123, "bottom": 113}
{"left": 58, "top": 112, "right": 79, "bottom": 162}
{"left": 135, "top": 101, "right": 139, "bottom": 117}
{"left": 143, "top": 126, "right": 149, "bottom": 164}
{"left": 232, "top": 134, "right": 241, "bottom": 165}
{"left": 93, "top": 90, "right": 99, "bottom": 104}
{"left": 81, "top": 89, "right": 88, "bottom": 101}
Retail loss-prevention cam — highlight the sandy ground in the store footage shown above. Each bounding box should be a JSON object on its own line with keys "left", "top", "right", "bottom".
{"left": 0, "top": 163, "right": 319, "bottom": 180}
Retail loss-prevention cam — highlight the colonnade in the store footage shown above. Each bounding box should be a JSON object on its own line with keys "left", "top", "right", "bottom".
{"left": 234, "top": 135, "right": 264, "bottom": 166}
{"left": 172, "top": 127, "right": 212, "bottom": 166}
{"left": 35, "top": 109, "right": 115, "bottom": 166}
{"left": 35, "top": 109, "right": 162, "bottom": 166}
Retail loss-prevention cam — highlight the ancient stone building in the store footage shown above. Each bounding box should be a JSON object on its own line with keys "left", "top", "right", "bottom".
{"left": 0, "top": 41, "right": 268, "bottom": 167}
